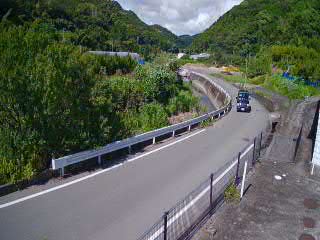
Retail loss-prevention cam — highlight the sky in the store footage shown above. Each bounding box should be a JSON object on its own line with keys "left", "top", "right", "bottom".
{"left": 117, "top": 0, "right": 243, "bottom": 36}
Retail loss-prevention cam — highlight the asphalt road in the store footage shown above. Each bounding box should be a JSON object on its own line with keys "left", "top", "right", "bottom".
{"left": 0, "top": 67, "right": 270, "bottom": 240}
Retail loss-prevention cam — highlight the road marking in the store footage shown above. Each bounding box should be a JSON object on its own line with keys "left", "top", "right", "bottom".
{"left": 0, "top": 129, "right": 206, "bottom": 209}
{"left": 146, "top": 143, "right": 254, "bottom": 240}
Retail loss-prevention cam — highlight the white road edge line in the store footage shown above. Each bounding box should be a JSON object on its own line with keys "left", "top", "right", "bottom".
{"left": 146, "top": 143, "right": 254, "bottom": 240}
{"left": 0, "top": 129, "right": 206, "bottom": 209}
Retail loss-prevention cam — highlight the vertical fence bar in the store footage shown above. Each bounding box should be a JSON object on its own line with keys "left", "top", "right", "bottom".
{"left": 163, "top": 211, "right": 169, "bottom": 240}
{"left": 61, "top": 167, "right": 65, "bottom": 177}
{"left": 252, "top": 138, "right": 256, "bottom": 166}
{"left": 259, "top": 132, "right": 263, "bottom": 157}
{"left": 210, "top": 174, "right": 213, "bottom": 207}
{"left": 97, "top": 155, "right": 101, "bottom": 165}
{"left": 235, "top": 152, "right": 241, "bottom": 186}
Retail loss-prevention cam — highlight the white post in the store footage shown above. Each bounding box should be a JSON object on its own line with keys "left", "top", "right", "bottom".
{"left": 172, "top": 131, "right": 175, "bottom": 137}
{"left": 153, "top": 137, "right": 156, "bottom": 145}
{"left": 188, "top": 125, "right": 191, "bottom": 131}
{"left": 61, "top": 167, "right": 65, "bottom": 177}
{"left": 311, "top": 163, "right": 315, "bottom": 175}
{"left": 240, "top": 161, "right": 248, "bottom": 198}
{"left": 98, "top": 155, "right": 101, "bottom": 165}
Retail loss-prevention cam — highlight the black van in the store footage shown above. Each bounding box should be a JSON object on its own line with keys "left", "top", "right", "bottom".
{"left": 236, "top": 90, "right": 251, "bottom": 112}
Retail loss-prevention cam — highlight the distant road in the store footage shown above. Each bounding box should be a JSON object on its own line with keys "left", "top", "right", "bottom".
{"left": 0, "top": 66, "right": 270, "bottom": 240}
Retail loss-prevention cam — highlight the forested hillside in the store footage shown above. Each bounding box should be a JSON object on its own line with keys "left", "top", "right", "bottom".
{"left": 0, "top": 1, "right": 200, "bottom": 184}
{"left": 0, "top": 0, "right": 182, "bottom": 58}
{"left": 190, "top": 0, "right": 320, "bottom": 81}
{"left": 177, "top": 35, "right": 194, "bottom": 50}
{"left": 191, "top": 0, "right": 320, "bottom": 55}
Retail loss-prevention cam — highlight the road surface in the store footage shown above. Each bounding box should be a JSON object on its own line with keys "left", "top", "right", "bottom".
{"left": 0, "top": 67, "right": 270, "bottom": 240}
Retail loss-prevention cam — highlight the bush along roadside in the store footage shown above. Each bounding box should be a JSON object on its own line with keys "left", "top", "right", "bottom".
{"left": 224, "top": 183, "right": 241, "bottom": 203}
{"left": 0, "top": 23, "right": 202, "bottom": 185}
{"left": 200, "top": 118, "right": 217, "bottom": 128}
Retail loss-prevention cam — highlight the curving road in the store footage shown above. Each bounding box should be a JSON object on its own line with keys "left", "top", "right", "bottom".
{"left": 0, "top": 67, "right": 270, "bottom": 240}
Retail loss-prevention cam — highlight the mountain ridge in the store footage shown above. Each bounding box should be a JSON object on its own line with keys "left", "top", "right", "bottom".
{"left": 0, "top": 0, "right": 190, "bottom": 56}
{"left": 191, "top": 0, "right": 320, "bottom": 55}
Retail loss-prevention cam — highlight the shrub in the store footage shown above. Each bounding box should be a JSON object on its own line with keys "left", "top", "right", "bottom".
{"left": 224, "top": 183, "right": 240, "bottom": 203}
{"left": 167, "top": 91, "right": 200, "bottom": 116}
{"left": 138, "top": 103, "right": 169, "bottom": 132}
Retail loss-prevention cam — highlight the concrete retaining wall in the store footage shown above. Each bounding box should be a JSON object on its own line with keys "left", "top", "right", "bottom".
{"left": 189, "top": 73, "right": 226, "bottom": 109}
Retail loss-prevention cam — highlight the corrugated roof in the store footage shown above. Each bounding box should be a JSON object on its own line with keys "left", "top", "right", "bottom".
{"left": 87, "top": 51, "right": 141, "bottom": 60}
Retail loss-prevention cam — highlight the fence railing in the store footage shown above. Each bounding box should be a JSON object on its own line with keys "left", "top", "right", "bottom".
{"left": 293, "top": 125, "right": 303, "bottom": 162}
{"left": 137, "top": 131, "right": 269, "bottom": 240}
{"left": 52, "top": 71, "right": 232, "bottom": 176}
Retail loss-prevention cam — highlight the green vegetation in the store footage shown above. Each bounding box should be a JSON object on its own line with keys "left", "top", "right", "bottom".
{"left": 194, "top": 0, "right": 320, "bottom": 100}
{"left": 191, "top": 0, "right": 320, "bottom": 84}
{"left": 262, "top": 75, "right": 319, "bottom": 100}
{"left": 0, "top": 0, "right": 185, "bottom": 59}
{"left": 176, "top": 35, "right": 194, "bottom": 50}
{"left": 191, "top": 0, "right": 320, "bottom": 57}
{"left": 200, "top": 118, "right": 216, "bottom": 128}
{"left": 211, "top": 73, "right": 246, "bottom": 84}
{"left": 0, "top": 21, "right": 200, "bottom": 185}
{"left": 214, "top": 72, "right": 319, "bottom": 100}
{"left": 224, "top": 183, "right": 240, "bottom": 203}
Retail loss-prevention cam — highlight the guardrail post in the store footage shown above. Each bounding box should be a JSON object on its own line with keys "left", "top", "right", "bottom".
{"left": 188, "top": 125, "right": 191, "bottom": 131}
{"left": 153, "top": 137, "right": 156, "bottom": 145}
{"left": 259, "top": 132, "right": 263, "bottom": 157}
{"left": 210, "top": 173, "right": 213, "bottom": 208}
{"left": 252, "top": 137, "right": 256, "bottom": 166}
{"left": 235, "top": 152, "right": 241, "bottom": 186}
{"left": 60, "top": 167, "right": 65, "bottom": 177}
{"left": 172, "top": 130, "right": 175, "bottom": 138}
{"left": 163, "top": 211, "right": 169, "bottom": 240}
{"left": 98, "top": 155, "right": 101, "bottom": 165}
{"left": 128, "top": 145, "right": 132, "bottom": 154}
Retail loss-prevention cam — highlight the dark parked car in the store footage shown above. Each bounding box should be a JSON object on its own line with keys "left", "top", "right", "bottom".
{"left": 236, "top": 90, "right": 251, "bottom": 112}
{"left": 237, "top": 90, "right": 250, "bottom": 101}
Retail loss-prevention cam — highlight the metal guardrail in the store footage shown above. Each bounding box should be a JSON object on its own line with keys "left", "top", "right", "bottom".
{"left": 52, "top": 71, "right": 232, "bottom": 175}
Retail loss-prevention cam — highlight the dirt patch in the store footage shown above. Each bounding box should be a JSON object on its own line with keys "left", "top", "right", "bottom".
{"left": 168, "top": 112, "right": 197, "bottom": 125}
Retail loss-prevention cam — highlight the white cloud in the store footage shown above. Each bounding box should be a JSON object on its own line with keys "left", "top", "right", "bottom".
{"left": 117, "top": 0, "right": 243, "bottom": 35}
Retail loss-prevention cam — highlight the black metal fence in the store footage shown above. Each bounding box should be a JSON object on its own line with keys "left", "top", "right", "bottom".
{"left": 293, "top": 125, "right": 303, "bottom": 162}
{"left": 137, "top": 131, "right": 269, "bottom": 240}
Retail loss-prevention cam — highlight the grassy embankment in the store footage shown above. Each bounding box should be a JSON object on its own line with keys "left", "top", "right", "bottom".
{"left": 212, "top": 72, "right": 320, "bottom": 100}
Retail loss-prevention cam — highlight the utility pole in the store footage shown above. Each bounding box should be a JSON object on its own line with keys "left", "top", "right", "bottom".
{"left": 243, "top": 55, "right": 248, "bottom": 89}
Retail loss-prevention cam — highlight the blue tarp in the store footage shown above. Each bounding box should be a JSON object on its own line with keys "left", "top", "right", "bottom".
{"left": 282, "top": 72, "right": 320, "bottom": 88}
